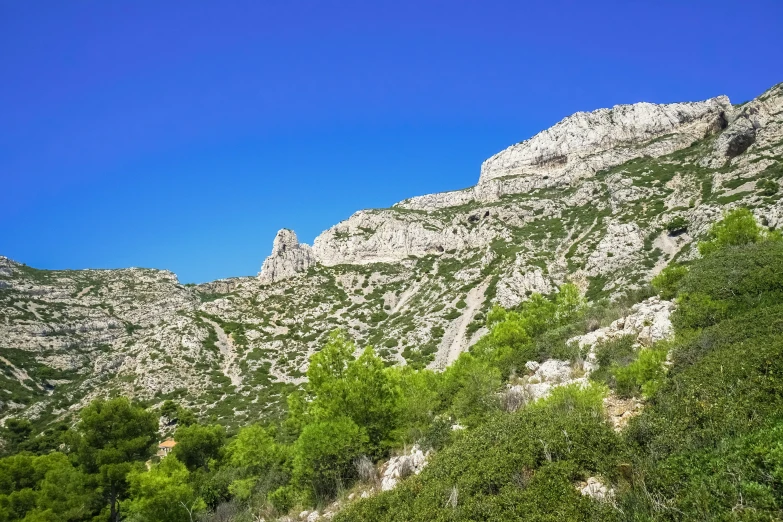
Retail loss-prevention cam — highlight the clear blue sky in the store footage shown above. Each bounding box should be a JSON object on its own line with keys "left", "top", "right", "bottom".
{"left": 2, "top": 1, "right": 781, "bottom": 283}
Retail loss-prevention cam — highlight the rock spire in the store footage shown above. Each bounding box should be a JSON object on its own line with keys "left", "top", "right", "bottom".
{"left": 258, "top": 229, "right": 316, "bottom": 283}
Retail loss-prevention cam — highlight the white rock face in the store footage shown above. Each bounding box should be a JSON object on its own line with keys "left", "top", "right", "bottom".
{"left": 572, "top": 297, "right": 675, "bottom": 362}
{"left": 713, "top": 83, "right": 782, "bottom": 159}
{"left": 580, "top": 477, "right": 614, "bottom": 501}
{"left": 496, "top": 266, "right": 555, "bottom": 308}
{"left": 258, "top": 229, "right": 316, "bottom": 283}
{"left": 480, "top": 97, "right": 731, "bottom": 185}
{"left": 396, "top": 188, "right": 477, "bottom": 211}
{"left": 312, "top": 96, "right": 738, "bottom": 266}
{"left": 523, "top": 360, "right": 588, "bottom": 402}
{"left": 0, "top": 256, "right": 16, "bottom": 277}
{"left": 396, "top": 97, "right": 731, "bottom": 212}
{"left": 312, "top": 209, "right": 501, "bottom": 266}
{"left": 585, "top": 222, "right": 645, "bottom": 276}
{"left": 380, "top": 445, "right": 429, "bottom": 491}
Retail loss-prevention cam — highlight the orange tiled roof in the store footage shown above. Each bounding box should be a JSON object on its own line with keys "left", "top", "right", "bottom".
{"left": 158, "top": 439, "right": 177, "bottom": 449}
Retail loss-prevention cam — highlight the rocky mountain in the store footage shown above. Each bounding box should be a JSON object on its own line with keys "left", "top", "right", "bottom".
{"left": 2, "top": 81, "right": 781, "bottom": 432}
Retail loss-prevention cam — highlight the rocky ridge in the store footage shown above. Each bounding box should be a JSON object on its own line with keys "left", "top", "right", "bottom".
{"left": 2, "top": 82, "right": 782, "bottom": 431}
{"left": 395, "top": 96, "right": 731, "bottom": 211}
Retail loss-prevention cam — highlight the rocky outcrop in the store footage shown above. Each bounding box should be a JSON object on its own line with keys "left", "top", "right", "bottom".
{"left": 0, "top": 256, "right": 17, "bottom": 277}
{"left": 585, "top": 222, "right": 645, "bottom": 276}
{"left": 711, "top": 83, "right": 783, "bottom": 161}
{"left": 579, "top": 477, "right": 614, "bottom": 501}
{"left": 479, "top": 97, "right": 731, "bottom": 185}
{"left": 397, "top": 96, "right": 732, "bottom": 212}
{"left": 496, "top": 266, "right": 555, "bottom": 308}
{"left": 258, "top": 229, "right": 316, "bottom": 283}
{"left": 573, "top": 297, "right": 675, "bottom": 358}
{"left": 503, "top": 297, "right": 675, "bottom": 410}
{"left": 380, "top": 445, "right": 429, "bottom": 491}
{"left": 519, "top": 359, "right": 586, "bottom": 402}
{"left": 310, "top": 94, "right": 754, "bottom": 266}
{"left": 195, "top": 277, "right": 248, "bottom": 295}
{"left": 604, "top": 395, "right": 644, "bottom": 431}
{"left": 716, "top": 116, "right": 756, "bottom": 158}
{"left": 284, "top": 85, "right": 783, "bottom": 271}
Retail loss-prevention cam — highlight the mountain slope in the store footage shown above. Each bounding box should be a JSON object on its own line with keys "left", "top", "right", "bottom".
{"left": 1, "top": 82, "right": 781, "bottom": 432}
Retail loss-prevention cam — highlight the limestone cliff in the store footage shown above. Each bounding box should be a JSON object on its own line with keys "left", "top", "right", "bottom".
{"left": 479, "top": 96, "right": 731, "bottom": 184}
{"left": 395, "top": 95, "right": 732, "bottom": 211}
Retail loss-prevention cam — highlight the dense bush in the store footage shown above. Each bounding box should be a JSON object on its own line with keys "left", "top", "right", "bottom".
{"left": 292, "top": 418, "right": 368, "bottom": 502}
{"left": 697, "top": 207, "right": 780, "bottom": 256}
{"left": 665, "top": 216, "right": 688, "bottom": 235}
{"left": 173, "top": 424, "right": 226, "bottom": 471}
{"left": 673, "top": 241, "right": 783, "bottom": 329}
{"left": 613, "top": 210, "right": 783, "bottom": 519}
{"left": 650, "top": 263, "right": 688, "bottom": 300}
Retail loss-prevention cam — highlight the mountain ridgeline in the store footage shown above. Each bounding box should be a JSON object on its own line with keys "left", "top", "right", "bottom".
{"left": 3, "top": 83, "right": 782, "bottom": 426}
{"left": 1, "top": 82, "right": 783, "bottom": 520}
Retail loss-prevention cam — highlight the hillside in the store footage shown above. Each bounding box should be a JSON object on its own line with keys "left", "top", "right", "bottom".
{"left": 1, "top": 81, "right": 782, "bottom": 435}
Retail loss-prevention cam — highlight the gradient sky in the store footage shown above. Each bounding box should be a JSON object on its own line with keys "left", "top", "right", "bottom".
{"left": 2, "top": 1, "right": 782, "bottom": 283}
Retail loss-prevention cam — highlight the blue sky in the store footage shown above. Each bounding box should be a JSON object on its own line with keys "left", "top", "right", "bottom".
{"left": 2, "top": 1, "right": 781, "bottom": 283}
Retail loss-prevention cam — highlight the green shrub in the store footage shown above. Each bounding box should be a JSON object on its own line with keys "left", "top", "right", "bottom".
{"left": 612, "top": 346, "right": 668, "bottom": 398}
{"left": 757, "top": 178, "right": 779, "bottom": 196}
{"left": 292, "top": 417, "right": 368, "bottom": 501}
{"left": 443, "top": 309, "right": 461, "bottom": 320}
{"left": 665, "top": 216, "right": 688, "bottom": 234}
{"left": 622, "top": 304, "right": 783, "bottom": 518}
{"left": 268, "top": 485, "right": 298, "bottom": 514}
{"left": 698, "top": 207, "right": 778, "bottom": 256}
{"left": 173, "top": 424, "right": 226, "bottom": 471}
{"left": 673, "top": 241, "right": 783, "bottom": 329}
{"left": 589, "top": 335, "right": 636, "bottom": 388}
{"left": 651, "top": 264, "right": 688, "bottom": 300}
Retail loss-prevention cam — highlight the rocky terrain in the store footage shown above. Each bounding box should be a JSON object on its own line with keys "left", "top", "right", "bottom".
{"left": 2, "top": 81, "right": 781, "bottom": 432}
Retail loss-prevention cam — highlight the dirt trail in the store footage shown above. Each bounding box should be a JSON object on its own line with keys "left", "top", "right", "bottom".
{"left": 430, "top": 277, "right": 491, "bottom": 371}
{"left": 75, "top": 286, "right": 94, "bottom": 299}
{"left": 202, "top": 318, "right": 242, "bottom": 387}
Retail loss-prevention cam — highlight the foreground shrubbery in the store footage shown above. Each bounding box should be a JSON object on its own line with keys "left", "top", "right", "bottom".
{"left": 335, "top": 384, "right": 620, "bottom": 521}
{"left": 336, "top": 208, "right": 783, "bottom": 521}
{"left": 3, "top": 209, "right": 783, "bottom": 521}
